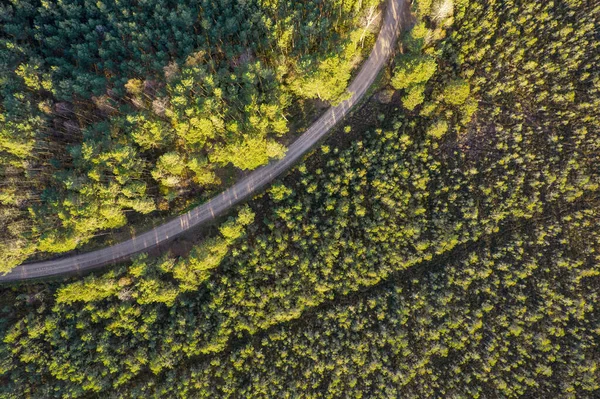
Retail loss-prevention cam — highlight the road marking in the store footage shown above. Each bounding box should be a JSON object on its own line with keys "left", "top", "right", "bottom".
{"left": 1, "top": 0, "right": 405, "bottom": 283}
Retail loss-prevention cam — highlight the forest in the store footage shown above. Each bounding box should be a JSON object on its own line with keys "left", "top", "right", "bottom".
{"left": 1, "top": 0, "right": 599, "bottom": 397}
{"left": 0, "top": 0, "right": 381, "bottom": 271}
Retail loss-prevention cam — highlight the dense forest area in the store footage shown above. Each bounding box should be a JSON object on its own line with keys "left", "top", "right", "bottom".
{"left": 0, "top": 0, "right": 381, "bottom": 271}
{"left": 1, "top": 0, "right": 600, "bottom": 397}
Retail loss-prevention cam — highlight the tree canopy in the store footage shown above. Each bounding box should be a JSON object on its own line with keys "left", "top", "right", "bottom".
{"left": 1, "top": 0, "right": 599, "bottom": 397}
{"left": 0, "top": 0, "right": 382, "bottom": 271}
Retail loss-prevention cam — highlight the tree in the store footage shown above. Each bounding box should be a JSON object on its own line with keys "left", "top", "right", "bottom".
{"left": 443, "top": 79, "right": 470, "bottom": 106}
{"left": 391, "top": 54, "right": 437, "bottom": 90}
{"left": 402, "top": 84, "right": 426, "bottom": 110}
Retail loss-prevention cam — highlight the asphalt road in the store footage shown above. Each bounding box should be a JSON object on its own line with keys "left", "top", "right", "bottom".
{"left": 1, "top": 0, "right": 407, "bottom": 283}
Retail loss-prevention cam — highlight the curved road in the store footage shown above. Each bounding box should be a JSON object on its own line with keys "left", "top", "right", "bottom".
{"left": 1, "top": 0, "right": 407, "bottom": 283}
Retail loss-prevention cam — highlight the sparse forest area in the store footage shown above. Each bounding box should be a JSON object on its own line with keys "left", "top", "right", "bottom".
{"left": 1, "top": 0, "right": 600, "bottom": 397}
{"left": 0, "top": 0, "right": 381, "bottom": 271}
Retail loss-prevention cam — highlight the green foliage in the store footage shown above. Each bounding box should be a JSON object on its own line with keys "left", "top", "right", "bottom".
{"left": 425, "top": 119, "right": 448, "bottom": 139}
{"left": 0, "top": 0, "right": 380, "bottom": 269}
{"left": 1, "top": 0, "right": 600, "bottom": 397}
{"left": 56, "top": 275, "right": 121, "bottom": 305}
{"left": 289, "top": 29, "right": 368, "bottom": 104}
{"left": 128, "top": 114, "right": 173, "bottom": 151}
{"left": 152, "top": 152, "right": 189, "bottom": 188}
{"left": 442, "top": 78, "right": 470, "bottom": 106}
{"left": 126, "top": 214, "right": 600, "bottom": 398}
{"left": 268, "top": 183, "right": 293, "bottom": 202}
{"left": 32, "top": 121, "right": 156, "bottom": 253}
{"left": 210, "top": 136, "right": 287, "bottom": 170}
{"left": 391, "top": 54, "right": 437, "bottom": 90}
{"left": 416, "top": 0, "right": 433, "bottom": 16}
{"left": 173, "top": 205, "right": 255, "bottom": 291}
{"left": 402, "top": 83, "right": 426, "bottom": 110}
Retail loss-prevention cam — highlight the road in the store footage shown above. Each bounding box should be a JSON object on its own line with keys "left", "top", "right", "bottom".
{"left": 0, "top": 0, "right": 407, "bottom": 283}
